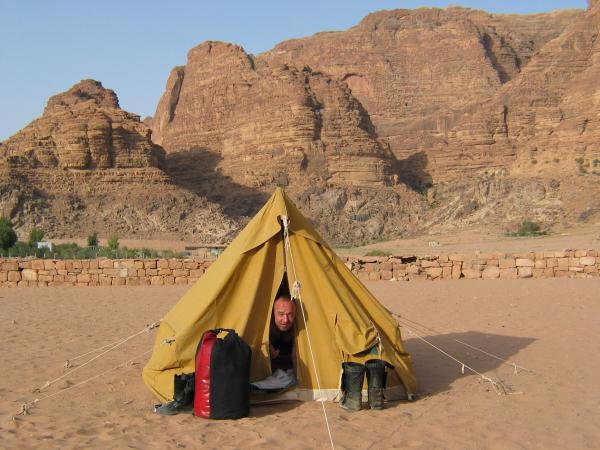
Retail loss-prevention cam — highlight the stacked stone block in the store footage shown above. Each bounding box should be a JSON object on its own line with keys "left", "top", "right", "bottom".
{"left": 345, "top": 250, "right": 599, "bottom": 281}
{"left": 0, "top": 250, "right": 598, "bottom": 287}
{"left": 0, "top": 258, "right": 211, "bottom": 287}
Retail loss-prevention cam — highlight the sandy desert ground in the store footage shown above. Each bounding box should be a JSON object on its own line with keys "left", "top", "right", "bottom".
{"left": 1, "top": 277, "right": 599, "bottom": 449}
{"left": 52, "top": 223, "right": 600, "bottom": 257}
{"left": 343, "top": 223, "right": 600, "bottom": 256}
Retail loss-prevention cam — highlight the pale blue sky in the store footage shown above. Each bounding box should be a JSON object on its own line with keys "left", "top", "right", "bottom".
{"left": 0, "top": 0, "right": 588, "bottom": 141}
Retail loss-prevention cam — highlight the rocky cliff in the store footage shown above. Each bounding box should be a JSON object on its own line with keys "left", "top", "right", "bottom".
{"left": 481, "top": 0, "right": 600, "bottom": 176}
{"left": 151, "top": 5, "right": 599, "bottom": 238}
{"left": 262, "top": 7, "right": 583, "bottom": 176}
{"left": 424, "top": 1, "right": 600, "bottom": 228}
{"left": 1, "top": 80, "right": 165, "bottom": 170}
{"left": 2, "top": 5, "right": 599, "bottom": 244}
{"left": 153, "top": 41, "right": 394, "bottom": 189}
{"left": 0, "top": 81, "right": 238, "bottom": 242}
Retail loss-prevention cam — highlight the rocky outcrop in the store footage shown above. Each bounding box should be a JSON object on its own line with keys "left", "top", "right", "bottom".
{"left": 154, "top": 41, "right": 394, "bottom": 188}
{"left": 447, "top": 5, "right": 600, "bottom": 190}
{"left": 152, "top": 41, "right": 435, "bottom": 242}
{"left": 0, "top": 80, "right": 165, "bottom": 170}
{"left": 150, "top": 6, "right": 599, "bottom": 239}
{"left": 0, "top": 81, "right": 239, "bottom": 243}
{"left": 262, "top": 7, "right": 582, "bottom": 174}
{"left": 3, "top": 5, "right": 600, "bottom": 245}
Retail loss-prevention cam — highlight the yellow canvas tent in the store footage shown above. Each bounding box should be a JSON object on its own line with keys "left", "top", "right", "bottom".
{"left": 143, "top": 188, "right": 417, "bottom": 402}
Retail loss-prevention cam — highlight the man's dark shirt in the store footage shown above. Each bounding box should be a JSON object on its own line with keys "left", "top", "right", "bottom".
{"left": 270, "top": 319, "right": 295, "bottom": 371}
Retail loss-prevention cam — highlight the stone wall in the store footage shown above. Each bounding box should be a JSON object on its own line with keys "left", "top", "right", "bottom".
{"left": 345, "top": 250, "right": 599, "bottom": 281}
{"left": 0, "top": 258, "right": 211, "bottom": 287}
{"left": 0, "top": 250, "right": 597, "bottom": 287}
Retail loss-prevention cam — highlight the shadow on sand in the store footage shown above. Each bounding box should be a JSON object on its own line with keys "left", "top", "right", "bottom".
{"left": 403, "top": 331, "right": 535, "bottom": 397}
{"left": 249, "top": 400, "right": 301, "bottom": 418}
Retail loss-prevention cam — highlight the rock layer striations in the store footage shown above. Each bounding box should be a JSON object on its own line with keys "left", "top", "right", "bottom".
{"left": 153, "top": 41, "right": 394, "bottom": 189}
{"left": 1, "top": 80, "right": 165, "bottom": 170}
{"left": 2, "top": 5, "right": 600, "bottom": 243}
{"left": 0, "top": 80, "right": 237, "bottom": 242}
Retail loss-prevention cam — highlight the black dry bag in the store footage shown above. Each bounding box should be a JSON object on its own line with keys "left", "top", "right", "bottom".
{"left": 194, "top": 328, "right": 251, "bottom": 419}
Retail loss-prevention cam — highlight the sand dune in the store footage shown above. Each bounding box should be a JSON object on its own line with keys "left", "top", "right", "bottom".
{"left": 1, "top": 279, "right": 599, "bottom": 449}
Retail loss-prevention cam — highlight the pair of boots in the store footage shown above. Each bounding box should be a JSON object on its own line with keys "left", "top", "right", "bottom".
{"left": 155, "top": 373, "right": 195, "bottom": 415}
{"left": 340, "top": 359, "right": 386, "bottom": 412}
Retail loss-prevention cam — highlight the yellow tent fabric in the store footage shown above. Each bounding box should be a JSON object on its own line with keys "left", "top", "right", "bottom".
{"left": 142, "top": 188, "right": 417, "bottom": 402}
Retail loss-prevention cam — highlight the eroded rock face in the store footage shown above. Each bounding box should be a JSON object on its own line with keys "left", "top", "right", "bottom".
{"left": 150, "top": 6, "right": 599, "bottom": 240}
{"left": 0, "top": 80, "right": 165, "bottom": 170}
{"left": 0, "top": 80, "right": 238, "bottom": 243}
{"left": 151, "top": 41, "right": 431, "bottom": 243}
{"left": 3, "top": 5, "right": 600, "bottom": 244}
{"left": 154, "top": 41, "right": 393, "bottom": 189}
{"left": 0, "top": 167, "right": 240, "bottom": 243}
{"left": 437, "top": 2, "right": 600, "bottom": 180}
{"left": 262, "top": 7, "right": 582, "bottom": 175}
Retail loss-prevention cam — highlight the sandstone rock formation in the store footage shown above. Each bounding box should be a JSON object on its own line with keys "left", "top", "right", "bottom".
{"left": 0, "top": 81, "right": 238, "bottom": 243}
{"left": 0, "top": 80, "right": 165, "bottom": 170}
{"left": 153, "top": 42, "right": 395, "bottom": 189}
{"left": 2, "top": 4, "right": 599, "bottom": 245}
{"left": 151, "top": 5, "right": 599, "bottom": 240}
{"left": 151, "top": 41, "right": 433, "bottom": 242}
{"left": 423, "top": 1, "right": 600, "bottom": 228}
{"left": 262, "top": 7, "right": 583, "bottom": 175}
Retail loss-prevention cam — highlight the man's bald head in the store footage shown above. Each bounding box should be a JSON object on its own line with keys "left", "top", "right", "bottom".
{"left": 273, "top": 295, "right": 296, "bottom": 332}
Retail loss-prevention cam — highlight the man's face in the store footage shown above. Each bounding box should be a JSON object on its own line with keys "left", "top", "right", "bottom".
{"left": 274, "top": 298, "right": 296, "bottom": 332}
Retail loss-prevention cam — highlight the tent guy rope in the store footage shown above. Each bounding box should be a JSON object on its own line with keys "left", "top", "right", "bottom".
{"left": 392, "top": 313, "right": 534, "bottom": 374}
{"left": 64, "top": 321, "right": 158, "bottom": 365}
{"left": 282, "top": 214, "right": 336, "bottom": 450}
{"left": 392, "top": 316, "right": 516, "bottom": 395}
{"left": 33, "top": 321, "right": 159, "bottom": 394}
{"left": 16, "top": 348, "right": 153, "bottom": 418}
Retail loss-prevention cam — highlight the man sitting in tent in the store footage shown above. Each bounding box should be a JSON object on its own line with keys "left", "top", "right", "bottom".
{"left": 269, "top": 294, "right": 296, "bottom": 371}
{"left": 250, "top": 294, "right": 298, "bottom": 392}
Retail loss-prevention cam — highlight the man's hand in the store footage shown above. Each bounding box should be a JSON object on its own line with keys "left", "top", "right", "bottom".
{"left": 269, "top": 343, "right": 280, "bottom": 359}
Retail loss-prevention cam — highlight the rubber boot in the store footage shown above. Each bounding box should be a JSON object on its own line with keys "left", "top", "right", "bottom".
{"left": 155, "top": 373, "right": 195, "bottom": 415}
{"left": 365, "top": 359, "right": 386, "bottom": 410}
{"left": 340, "top": 362, "right": 365, "bottom": 412}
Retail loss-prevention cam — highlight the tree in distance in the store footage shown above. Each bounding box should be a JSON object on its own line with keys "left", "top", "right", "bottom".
{"left": 0, "top": 217, "right": 17, "bottom": 250}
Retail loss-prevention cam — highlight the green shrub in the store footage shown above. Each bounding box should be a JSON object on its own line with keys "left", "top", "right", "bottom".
{"left": 108, "top": 234, "right": 119, "bottom": 251}
{"left": 28, "top": 227, "right": 45, "bottom": 245}
{"left": 87, "top": 232, "right": 98, "bottom": 247}
{"left": 0, "top": 236, "right": 186, "bottom": 260}
{"left": 508, "top": 220, "right": 548, "bottom": 237}
{"left": 518, "top": 221, "right": 540, "bottom": 235}
{"left": 0, "top": 217, "right": 17, "bottom": 250}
